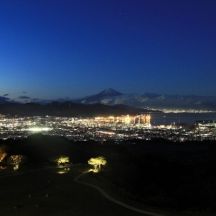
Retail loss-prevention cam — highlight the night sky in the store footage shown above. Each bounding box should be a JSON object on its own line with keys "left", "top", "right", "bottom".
{"left": 0, "top": 0, "right": 216, "bottom": 99}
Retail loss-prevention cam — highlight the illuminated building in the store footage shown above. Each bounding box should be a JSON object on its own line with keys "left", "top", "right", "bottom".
{"left": 93, "top": 114, "right": 151, "bottom": 126}
{"left": 0, "top": 114, "right": 215, "bottom": 141}
{"left": 27, "top": 127, "right": 52, "bottom": 133}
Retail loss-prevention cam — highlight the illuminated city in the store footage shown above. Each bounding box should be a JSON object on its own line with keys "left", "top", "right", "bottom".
{"left": 0, "top": 0, "right": 216, "bottom": 215}
{"left": 0, "top": 114, "right": 215, "bottom": 141}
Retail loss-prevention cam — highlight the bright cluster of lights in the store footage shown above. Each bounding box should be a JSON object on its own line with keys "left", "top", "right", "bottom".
{"left": 94, "top": 114, "right": 151, "bottom": 125}
{"left": 0, "top": 114, "right": 215, "bottom": 142}
{"left": 27, "top": 127, "right": 52, "bottom": 133}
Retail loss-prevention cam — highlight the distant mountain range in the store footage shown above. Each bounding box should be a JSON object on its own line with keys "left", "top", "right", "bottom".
{"left": 0, "top": 101, "right": 149, "bottom": 117}
{"left": 1, "top": 88, "right": 216, "bottom": 116}
{"left": 75, "top": 88, "right": 216, "bottom": 111}
{"left": 0, "top": 96, "right": 11, "bottom": 104}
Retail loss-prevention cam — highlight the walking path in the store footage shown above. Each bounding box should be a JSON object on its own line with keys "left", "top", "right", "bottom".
{"left": 0, "top": 167, "right": 166, "bottom": 216}
{"left": 74, "top": 172, "right": 165, "bottom": 216}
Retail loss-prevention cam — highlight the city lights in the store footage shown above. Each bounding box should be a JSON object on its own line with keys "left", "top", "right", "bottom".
{"left": 27, "top": 127, "right": 52, "bottom": 133}
{"left": 93, "top": 114, "right": 151, "bottom": 125}
{"left": 0, "top": 114, "right": 215, "bottom": 141}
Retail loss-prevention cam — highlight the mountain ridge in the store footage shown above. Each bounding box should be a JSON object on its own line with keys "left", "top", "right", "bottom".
{"left": 2, "top": 88, "right": 216, "bottom": 111}
{"left": 0, "top": 101, "right": 153, "bottom": 117}
{"left": 75, "top": 89, "right": 216, "bottom": 111}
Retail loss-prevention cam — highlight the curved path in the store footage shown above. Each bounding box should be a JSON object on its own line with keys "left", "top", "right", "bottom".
{"left": 74, "top": 172, "right": 165, "bottom": 216}
{"left": 0, "top": 167, "right": 165, "bottom": 216}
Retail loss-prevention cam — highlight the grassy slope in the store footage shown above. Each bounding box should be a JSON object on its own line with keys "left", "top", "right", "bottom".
{"left": 1, "top": 136, "right": 216, "bottom": 215}
{"left": 0, "top": 168, "right": 144, "bottom": 216}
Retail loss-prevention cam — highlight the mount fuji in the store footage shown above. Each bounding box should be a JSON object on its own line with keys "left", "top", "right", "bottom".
{"left": 76, "top": 88, "right": 216, "bottom": 111}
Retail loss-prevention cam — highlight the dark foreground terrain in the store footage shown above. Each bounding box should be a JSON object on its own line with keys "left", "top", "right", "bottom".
{"left": 0, "top": 135, "right": 215, "bottom": 215}
{"left": 0, "top": 167, "right": 150, "bottom": 216}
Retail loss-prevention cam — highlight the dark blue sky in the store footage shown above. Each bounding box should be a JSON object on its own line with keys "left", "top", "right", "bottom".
{"left": 0, "top": 0, "right": 216, "bottom": 99}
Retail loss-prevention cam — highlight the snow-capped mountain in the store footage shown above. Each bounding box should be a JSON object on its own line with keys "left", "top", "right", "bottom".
{"left": 79, "top": 88, "right": 123, "bottom": 104}
{"left": 76, "top": 89, "right": 216, "bottom": 111}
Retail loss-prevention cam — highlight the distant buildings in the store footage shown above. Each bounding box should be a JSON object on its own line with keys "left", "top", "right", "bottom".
{"left": 0, "top": 114, "right": 216, "bottom": 141}
{"left": 196, "top": 120, "right": 216, "bottom": 129}
{"left": 94, "top": 114, "right": 151, "bottom": 126}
